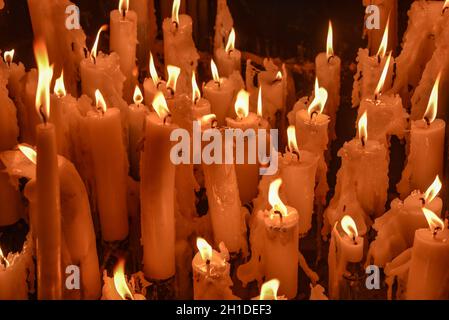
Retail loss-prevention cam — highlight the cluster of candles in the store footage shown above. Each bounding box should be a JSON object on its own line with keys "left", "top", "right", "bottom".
{"left": 0, "top": 0, "right": 448, "bottom": 300}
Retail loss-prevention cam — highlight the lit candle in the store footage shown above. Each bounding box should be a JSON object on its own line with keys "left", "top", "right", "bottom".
{"left": 398, "top": 74, "right": 445, "bottom": 198}
{"left": 192, "top": 238, "right": 236, "bottom": 300}
{"left": 252, "top": 279, "right": 287, "bottom": 300}
{"left": 34, "top": 41, "right": 62, "bottom": 299}
{"left": 162, "top": 0, "right": 199, "bottom": 95}
{"left": 214, "top": 28, "right": 241, "bottom": 78}
{"left": 2, "top": 49, "right": 26, "bottom": 107}
{"left": 280, "top": 126, "right": 318, "bottom": 235}
{"left": 203, "top": 59, "right": 236, "bottom": 126}
{"left": 86, "top": 90, "right": 129, "bottom": 242}
{"left": 406, "top": 208, "right": 449, "bottom": 299}
{"left": 102, "top": 259, "right": 145, "bottom": 300}
{"left": 110, "top": 0, "right": 138, "bottom": 103}
{"left": 141, "top": 92, "right": 177, "bottom": 280}
{"left": 144, "top": 55, "right": 180, "bottom": 104}
{"left": 213, "top": 0, "right": 234, "bottom": 53}
{"left": 315, "top": 21, "right": 341, "bottom": 140}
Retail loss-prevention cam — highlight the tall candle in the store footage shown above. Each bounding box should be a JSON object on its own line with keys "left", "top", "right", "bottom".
{"left": 86, "top": 90, "right": 129, "bottom": 242}
{"left": 110, "top": 0, "right": 138, "bottom": 103}
{"left": 213, "top": 0, "right": 234, "bottom": 53}
{"left": 50, "top": 72, "right": 71, "bottom": 158}
{"left": 141, "top": 92, "right": 177, "bottom": 280}
{"left": 214, "top": 28, "right": 241, "bottom": 78}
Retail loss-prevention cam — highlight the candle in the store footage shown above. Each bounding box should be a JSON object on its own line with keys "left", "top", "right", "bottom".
{"left": 141, "top": 92, "right": 177, "bottom": 280}
{"left": 213, "top": 0, "right": 234, "bottom": 53}
{"left": 406, "top": 208, "right": 449, "bottom": 299}
{"left": 352, "top": 23, "right": 393, "bottom": 107}
{"left": 357, "top": 53, "right": 407, "bottom": 145}
{"left": 214, "top": 28, "right": 241, "bottom": 78}
{"left": 325, "top": 112, "right": 389, "bottom": 232}
{"left": 203, "top": 59, "right": 236, "bottom": 126}
{"left": 34, "top": 41, "right": 62, "bottom": 300}
{"left": 398, "top": 74, "right": 445, "bottom": 198}
{"left": 225, "top": 89, "right": 260, "bottom": 205}
{"left": 315, "top": 21, "right": 341, "bottom": 140}
{"left": 328, "top": 215, "right": 364, "bottom": 299}
{"left": 192, "top": 238, "right": 236, "bottom": 300}
{"left": 280, "top": 126, "right": 318, "bottom": 235}
{"left": 128, "top": 86, "right": 148, "bottom": 180}
{"left": 252, "top": 279, "right": 287, "bottom": 300}
{"left": 86, "top": 90, "right": 129, "bottom": 242}
{"left": 110, "top": 0, "right": 138, "bottom": 103}
{"left": 163, "top": 0, "right": 199, "bottom": 95}
{"left": 102, "top": 259, "right": 145, "bottom": 300}
{"left": 2, "top": 49, "right": 26, "bottom": 107}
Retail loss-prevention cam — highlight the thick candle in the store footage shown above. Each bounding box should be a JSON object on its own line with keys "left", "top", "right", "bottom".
{"left": 214, "top": 28, "right": 241, "bottom": 77}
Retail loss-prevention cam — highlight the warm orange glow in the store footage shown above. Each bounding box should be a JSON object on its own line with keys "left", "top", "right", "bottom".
{"left": 113, "top": 259, "right": 134, "bottom": 300}
{"left": 191, "top": 71, "right": 201, "bottom": 104}
{"left": 376, "top": 16, "right": 389, "bottom": 59}
{"left": 424, "top": 176, "right": 442, "bottom": 204}
{"left": 287, "top": 125, "right": 300, "bottom": 155}
{"left": 172, "top": 0, "right": 180, "bottom": 25}
{"left": 276, "top": 71, "right": 283, "bottom": 81}
{"left": 268, "top": 178, "right": 288, "bottom": 217}
{"left": 119, "top": 0, "right": 129, "bottom": 15}
{"left": 196, "top": 237, "right": 213, "bottom": 262}
{"left": 54, "top": 72, "right": 66, "bottom": 98}
{"left": 200, "top": 114, "right": 217, "bottom": 128}
{"left": 3, "top": 49, "right": 14, "bottom": 64}
{"left": 341, "top": 215, "right": 358, "bottom": 239}
{"left": 90, "top": 25, "right": 108, "bottom": 61}
{"left": 34, "top": 40, "right": 53, "bottom": 121}
{"left": 18, "top": 144, "right": 37, "bottom": 165}
{"left": 211, "top": 59, "right": 220, "bottom": 83}
{"left": 374, "top": 52, "right": 392, "bottom": 97}
{"left": 257, "top": 87, "right": 263, "bottom": 117}
{"left": 95, "top": 89, "right": 107, "bottom": 113}
{"left": 422, "top": 208, "right": 445, "bottom": 234}
{"left": 149, "top": 52, "right": 160, "bottom": 86}
{"left": 225, "top": 28, "right": 236, "bottom": 53}
{"left": 0, "top": 246, "right": 9, "bottom": 268}
{"left": 423, "top": 73, "right": 441, "bottom": 124}
{"left": 260, "top": 279, "right": 280, "bottom": 300}
{"left": 133, "top": 86, "right": 143, "bottom": 105}
{"left": 167, "top": 65, "right": 181, "bottom": 93}
{"left": 358, "top": 111, "right": 368, "bottom": 144}
{"left": 152, "top": 91, "right": 170, "bottom": 120}
{"left": 234, "top": 89, "right": 249, "bottom": 119}
{"left": 326, "top": 21, "right": 334, "bottom": 59}
{"left": 308, "top": 79, "right": 328, "bottom": 116}
{"left": 445, "top": 0, "right": 449, "bottom": 10}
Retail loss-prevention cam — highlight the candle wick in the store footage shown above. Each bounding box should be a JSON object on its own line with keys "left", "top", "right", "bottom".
{"left": 420, "top": 197, "right": 426, "bottom": 206}
{"left": 310, "top": 111, "right": 318, "bottom": 121}
{"left": 156, "top": 81, "right": 162, "bottom": 89}
{"left": 424, "top": 117, "right": 431, "bottom": 127}
{"left": 273, "top": 210, "right": 283, "bottom": 224}
{"left": 443, "top": 6, "right": 448, "bottom": 15}
{"left": 211, "top": 119, "right": 218, "bottom": 129}
{"left": 39, "top": 106, "right": 47, "bottom": 125}
{"left": 227, "top": 49, "right": 233, "bottom": 57}
{"left": 172, "top": 21, "right": 179, "bottom": 31}
{"left": 361, "top": 136, "right": 366, "bottom": 147}
{"left": 167, "top": 87, "right": 175, "bottom": 97}
{"left": 163, "top": 113, "right": 172, "bottom": 125}
{"left": 327, "top": 55, "right": 335, "bottom": 64}
{"left": 377, "top": 55, "right": 381, "bottom": 64}
{"left": 122, "top": 9, "right": 126, "bottom": 19}
{"left": 215, "top": 80, "right": 221, "bottom": 88}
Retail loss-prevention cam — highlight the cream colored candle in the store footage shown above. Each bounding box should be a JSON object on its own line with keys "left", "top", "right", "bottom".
{"left": 110, "top": 0, "right": 138, "bottom": 103}
{"left": 214, "top": 28, "right": 241, "bottom": 78}
{"left": 257, "top": 62, "right": 285, "bottom": 127}
{"left": 213, "top": 0, "right": 234, "bottom": 53}
{"left": 86, "top": 90, "right": 129, "bottom": 242}
{"left": 144, "top": 56, "right": 180, "bottom": 105}
{"left": 398, "top": 75, "right": 445, "bottom": 198}
{"left": 50, "top": 72, "right": 71, "bottom": 158}
{"left": 406, "top": 209, "right": 449, "bottom": 300}
{"left": 141, "top": 92, "right": 177, "bottom": 280}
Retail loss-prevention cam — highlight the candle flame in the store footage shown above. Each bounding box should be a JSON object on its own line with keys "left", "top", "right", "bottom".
{"left": 90, "top": 25, "right": 108, "bottom": 61}
{"left": 172, "top": 0, "right": 180, "bottom": 25}
{"left": 196, "top": 237, "right": 213, "bottom": 262}
{"left": 234, "top": 89, "right": 249, "bottom": 119}
{"left": 211, "top": 59, "right": 220, "bottom": 83}
{"left": 423, "top": 72, "right": 441, "bottom": 124}
{"left": 376, "top": 15, "right": 389, "bottom": 59}
{"left": 133, "top": 86, "right": 143, "bottom": 105}
{"left": 113, "top": 259, "right": 134, "bottom": 300}
{"left": 287, "top": 125, "right": 300, "bottom": 155}
{"left": 200, "top": 114, "right": 217, "bottom": 128}
{"left": 18, "top": 144, "right": 37, "bottom": 165}
{"left": 259, "top": 279, "right": 280, "bottom": 300}
{"left": 191, "top": 71, "right": 201, "bottom": 103}
{"left": 54, "top": 71, "right": 66, "bottom": 98}
{"left": 341, "top": 215, "right": 358, "bottom": 239}
{"left": 3, "top": 49, "right": 14, "bottom": 64}
{"left": 307, "top": 80, "right": 328, "bottom": 116}
{"left": 268, "top": 178, "right": 288, "bottom": 217}
{"left": 424, "top": 176, "right": 442, "bottom": 204}
{"left": 167, "top": 65, "right": 181, "bottom": 93}
{"left": 152, "top": 91, "right": 170, "bottom": 120}
{"left": 275, "top": 71, "right": 283, "bottom": 81}
{"left": 149, "top": 52, "right": 160, "bottom": 86}
{"left": 257, "top": 87, "right": 263, "bottom": 117}
{"left": 0, "top": 247, "right": 9, "bottom": 268}
{"left": 374, "top": 52, "right": 392, "bottom": 97}
{"left": 445, "top": 0, "right": 449, "bottom": 10}
{"left": 326, "top": 20, "right": 334, "bottom": 59}
{"left": 119, "top": 0, "right": 129, "bottom": 15}
{"left": 95, "top": 89, "right": 107, "bottom": 113}
{"left": 225, "top": 28, "right": 235, "bottom": 53}
{"left": 34, "top": 40, "right": 53, "bottom": 121}
{"left": 358, "top": 111, "right": 368, "bottom": 144}
{"left": 422, "top": 208, "right": 445, "bottom": 234}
